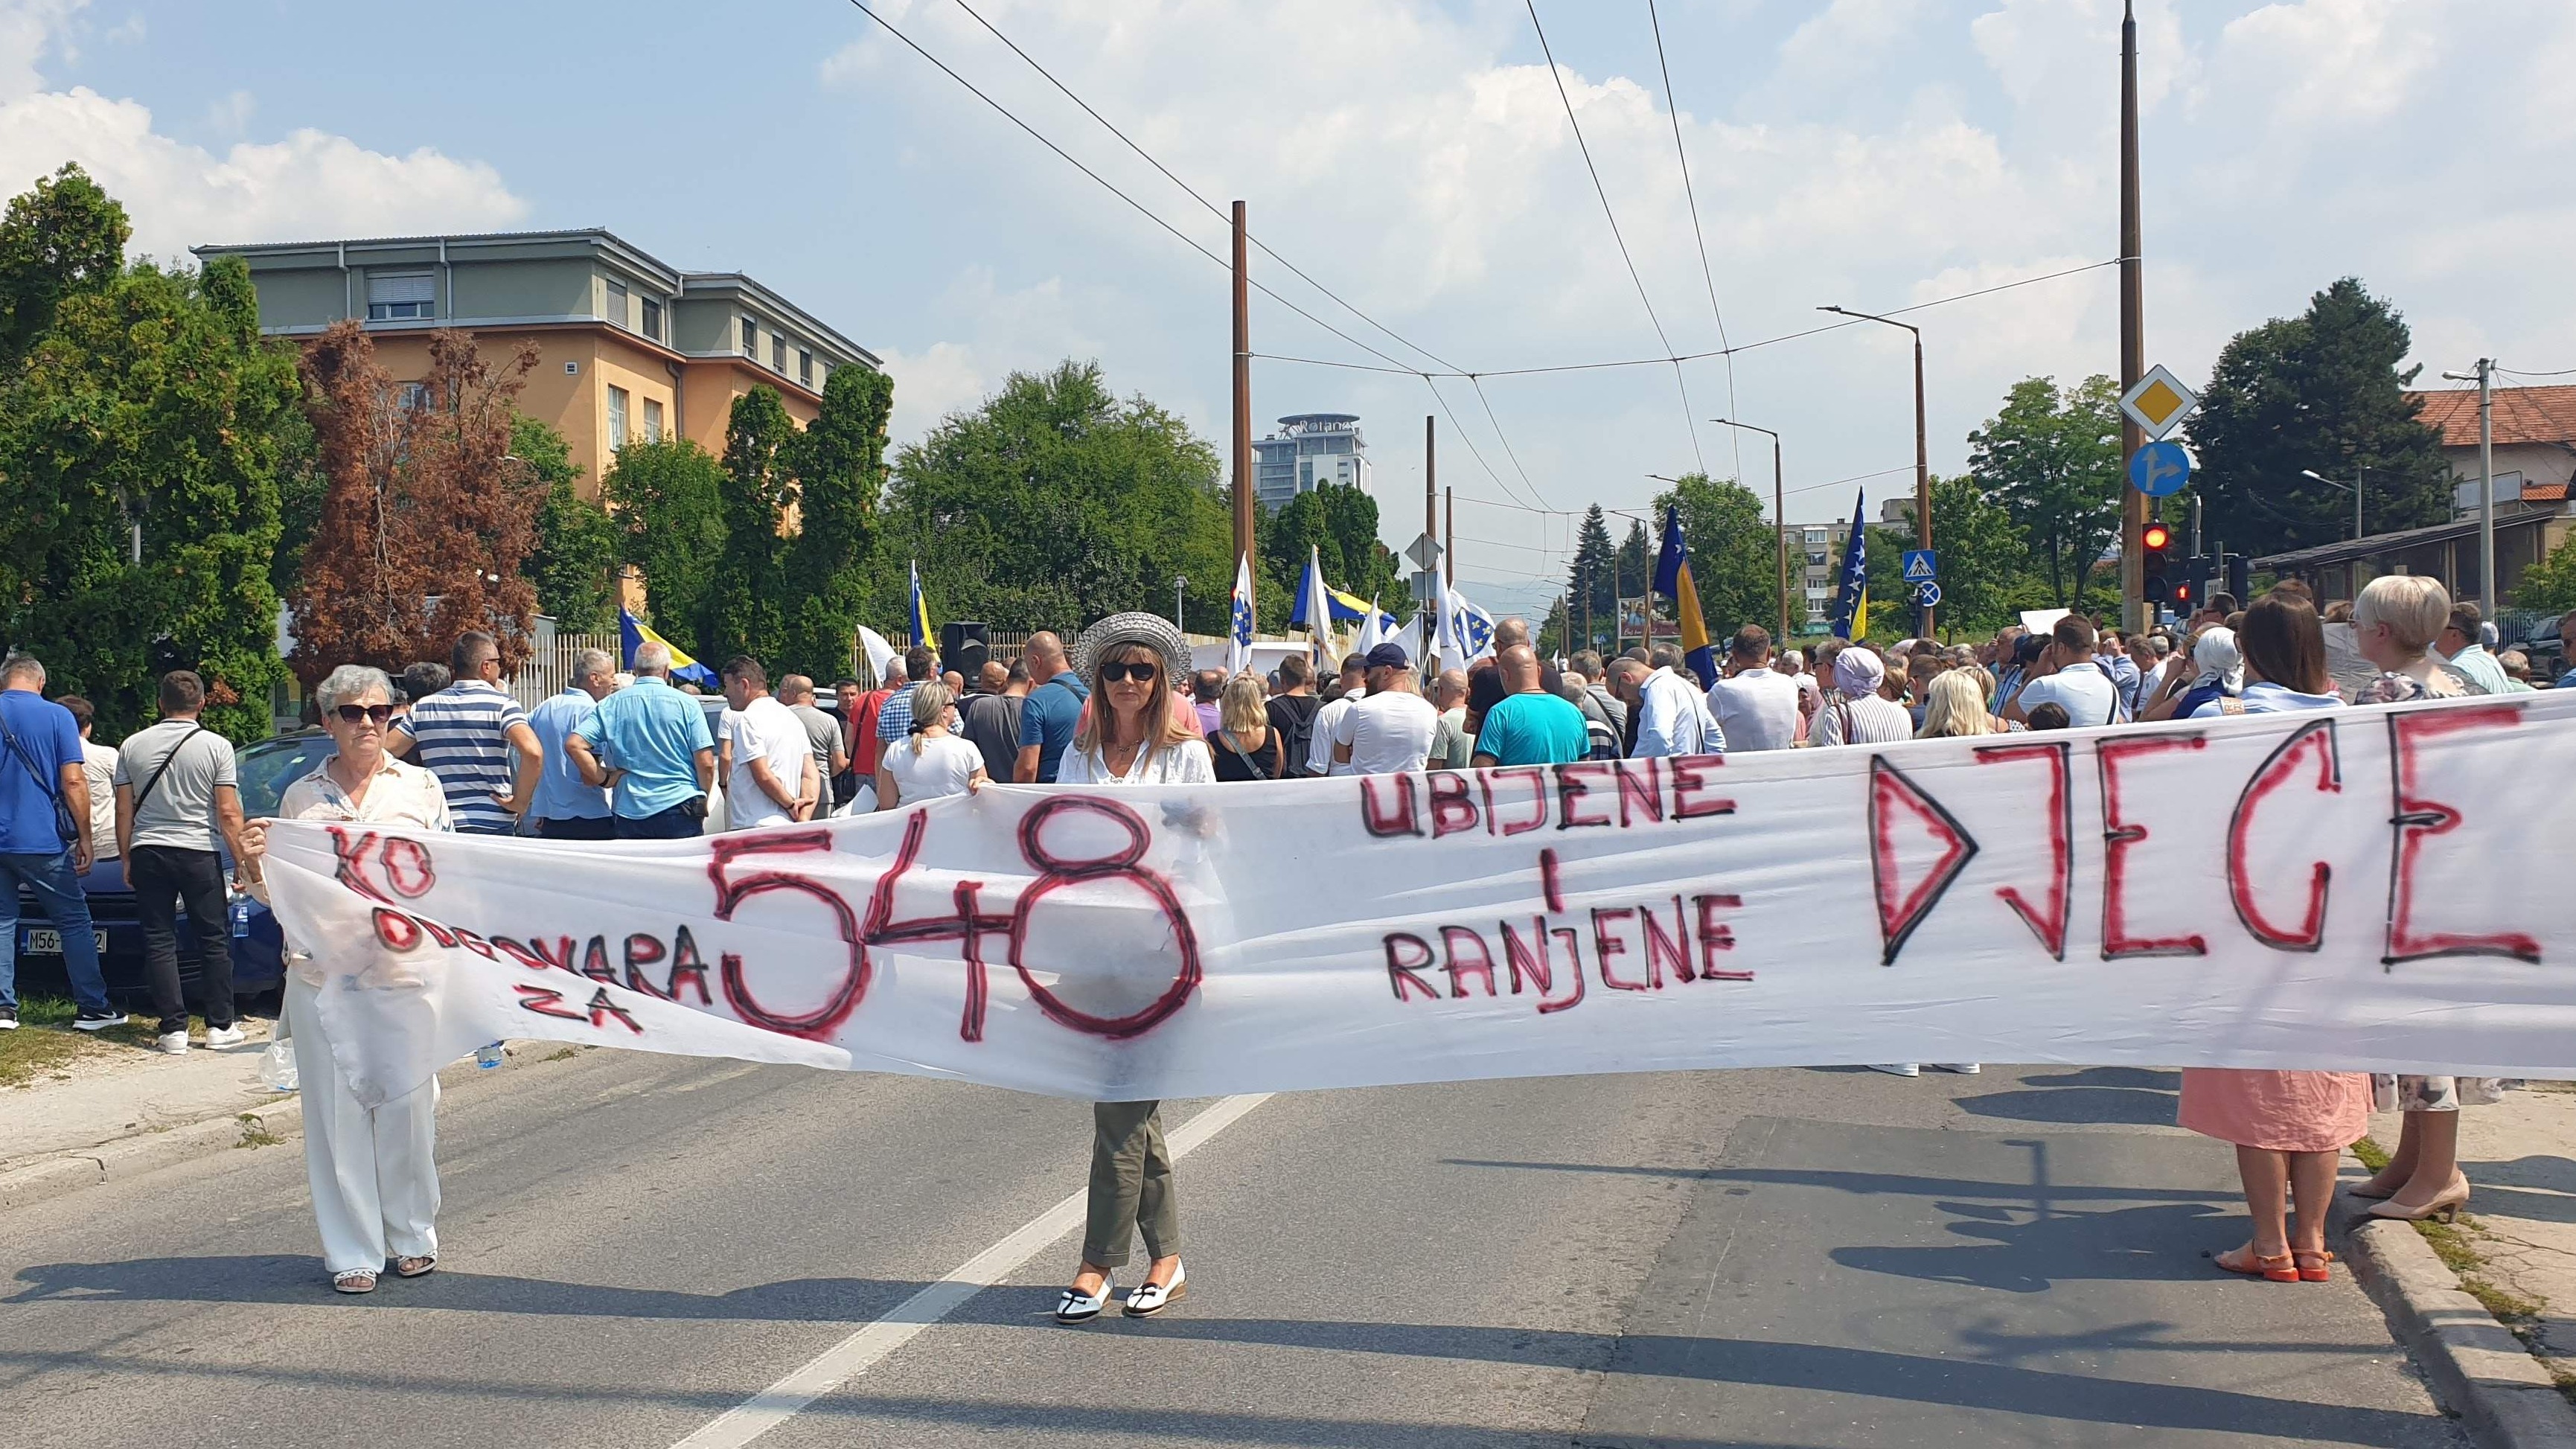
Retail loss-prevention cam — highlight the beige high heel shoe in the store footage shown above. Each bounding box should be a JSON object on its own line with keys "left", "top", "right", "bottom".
{"left": 2366, "top": 1177, "right": 2470, "bottom": 1224}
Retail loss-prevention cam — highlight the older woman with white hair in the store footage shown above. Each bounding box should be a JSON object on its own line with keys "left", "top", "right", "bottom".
{"left": 2352, "top": 574, "right": 2471, "bottom": 706}
{"left": 238, "top": 663, "right": 453, "bottom": 1295}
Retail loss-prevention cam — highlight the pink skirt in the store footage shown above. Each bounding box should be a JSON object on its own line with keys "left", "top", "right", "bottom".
{"left": 2178, "top": 1069, "right": 2371, "bottom": 1153}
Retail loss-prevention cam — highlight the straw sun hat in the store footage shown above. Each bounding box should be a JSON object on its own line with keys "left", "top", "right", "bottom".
{"left": 1069, "top": 612, "right": 1194, "bottom": 691}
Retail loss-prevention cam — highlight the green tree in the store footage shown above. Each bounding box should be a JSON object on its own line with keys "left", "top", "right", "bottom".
{"left": 881, "top": 360, "right": 1233, "bottom": 633}
{"left": 601, "top": 438, "right": 728, "bottom": 653}
{"left": 779, "top": 363, "right": 892, "bottom": 679}
{"left": 1618, "top": 518, "right": 1652, "bottom": 639}
{"left": 1261, "top": 482, "right": 1408, "bottom": 628}
{"left": 0, "top": 164, "right": 128, "bottom": 368}
{"left": 1868, "top": 476, "right": 2051, "bottom": 638}
{"left": 1969, "top": 375, "right": 2123, "bottom": 615}
{"left": 1652, "top": 473, "right": 1780, "bottom": 644}
{"left": 2189, "top": 278, "right": 2450, "bottom": 558}
{"left": 514, "top": 415, "right": 620, "bottom": 635}
{"left": 1562, "top": 505, "right": 1617, "bottom": 653}
{"left": 697, "top": 386, "right": 799, "bottom": 665}
{"left": 2513, "top": 534, "right": 2576, "bottom": 615}
{"left": 0, "top": 243, "right": 301, "bottom": 740}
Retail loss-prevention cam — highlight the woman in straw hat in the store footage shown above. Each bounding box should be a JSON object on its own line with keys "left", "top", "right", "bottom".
{"left": 1052, "top": 613, "right": 1214, "bottom": 1323}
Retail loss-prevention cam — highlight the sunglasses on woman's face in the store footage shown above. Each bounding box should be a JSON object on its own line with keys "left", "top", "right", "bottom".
{"left": 1099, "top": 660, "right": 1159, "bottom": 684}
{"left": 333, "top": 704, "right": 394, "bottom": 725}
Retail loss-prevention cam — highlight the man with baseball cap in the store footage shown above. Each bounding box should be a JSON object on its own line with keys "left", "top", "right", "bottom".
{"left": 1330, "top": 642, "right": 1439, "bottom": 775}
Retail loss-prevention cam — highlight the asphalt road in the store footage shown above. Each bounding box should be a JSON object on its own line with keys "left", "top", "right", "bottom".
{"left": 0, "top": 1052, "right": 2467, "bottom": 1448}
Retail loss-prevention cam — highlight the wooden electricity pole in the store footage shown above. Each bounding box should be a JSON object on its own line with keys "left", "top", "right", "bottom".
{"left": 2117, "top": 3, "right": 2147, "bottom": 632}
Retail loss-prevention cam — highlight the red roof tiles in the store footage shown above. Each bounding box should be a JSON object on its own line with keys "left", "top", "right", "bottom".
{"left": 2409, "top": 384, "right": 2576, "bottom": 449}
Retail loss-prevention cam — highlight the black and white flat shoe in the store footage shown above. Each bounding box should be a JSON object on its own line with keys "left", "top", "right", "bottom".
{"left": 1123, "top": 1263, "right": 1186, "bottom": 1317}
{"left": 1055, "top": 1275, "right": 1113, "bottom": 1324}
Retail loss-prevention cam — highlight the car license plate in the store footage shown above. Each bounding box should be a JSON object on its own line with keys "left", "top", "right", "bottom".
{"left": 20, "top": 928, "right": 108, "bottom": 956}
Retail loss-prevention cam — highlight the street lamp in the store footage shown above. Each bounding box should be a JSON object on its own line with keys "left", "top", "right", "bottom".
{"left": 1172, "top": 575, "right": 1188, "bottom": 633}
{"left": 1821, "top": 305, "right": 1933, "bottom": 637}
{"left": 2299, "top": 468, "right": 2364, "bottom": 543}
{"left": 1712, "top": 419, "right": 1788, "bottom": 644}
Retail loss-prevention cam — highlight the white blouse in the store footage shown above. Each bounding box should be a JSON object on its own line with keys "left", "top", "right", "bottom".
{"left": 1055, "top": 738, "right": 1217, "bottom": 786}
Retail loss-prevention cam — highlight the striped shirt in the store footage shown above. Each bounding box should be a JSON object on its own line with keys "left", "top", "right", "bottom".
{"left": 394, "top": 680, "right": 527, "bottom": 834}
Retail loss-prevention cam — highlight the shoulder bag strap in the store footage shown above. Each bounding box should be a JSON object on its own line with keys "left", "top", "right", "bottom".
{"left": 1, "top": 709, "right": 80, "bottom": 842}
{"left": 130, "top": 724, "right": 212, "bottom": 816}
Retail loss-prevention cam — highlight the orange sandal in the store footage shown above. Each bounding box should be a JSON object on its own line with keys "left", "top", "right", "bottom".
{"left": 2214, "top": 1244, "right": 2301, "bottom": 1282}
{"left": 2293, "top": 1249, "right": 2333, "bottom": 1283}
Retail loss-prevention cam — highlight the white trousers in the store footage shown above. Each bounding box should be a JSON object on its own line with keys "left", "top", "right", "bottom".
{"left": 287, "top": 976, "right": 440, "bottom": 1275}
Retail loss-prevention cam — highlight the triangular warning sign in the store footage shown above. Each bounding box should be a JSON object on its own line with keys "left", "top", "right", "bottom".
{"left": 1868, "top": 756, "right": 1980, "bottom": 965}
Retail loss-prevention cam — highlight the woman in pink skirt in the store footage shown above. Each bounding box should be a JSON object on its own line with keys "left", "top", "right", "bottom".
{"left": 2180, "top": 1069, "right": 2371, "bottom": 1280}
{"left": 2179, "top": 601, "right": 2374, "bottom": 1282}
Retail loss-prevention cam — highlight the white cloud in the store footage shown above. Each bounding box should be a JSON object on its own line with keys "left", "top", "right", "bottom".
{"left": 878, "top": 339, "right": 986, "bottom": 441}
{"left": 2217, "top": 0, "right": 2436, "bottom": 126}
{"left": 202, "top": 87, "right": 252, "bottom": 135}
{"left": 0, "top": 0, "right": 521, "bottom": 263}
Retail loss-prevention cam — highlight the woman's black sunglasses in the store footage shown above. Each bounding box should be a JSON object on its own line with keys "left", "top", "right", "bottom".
{"left": 333, "top": 704, "right": 395, "bottom": 725}
{"left": 1099, "top": 660, "right": 1160, "bottom": 684}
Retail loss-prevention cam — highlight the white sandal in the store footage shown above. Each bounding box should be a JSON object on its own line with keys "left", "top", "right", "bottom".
{"left": 1054, "top": 1273, "right": 1113, "bottom": 1324}
{"left": 1123, "top": 1262, "right": 1186, "bottom": 1317}
{"left": 332, "top": 1269, "right": 377, "bottom": 1295}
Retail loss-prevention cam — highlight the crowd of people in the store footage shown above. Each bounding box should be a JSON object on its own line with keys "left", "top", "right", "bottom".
{"left": 4, "top": 565, "right": 2557, "bottom": 1305}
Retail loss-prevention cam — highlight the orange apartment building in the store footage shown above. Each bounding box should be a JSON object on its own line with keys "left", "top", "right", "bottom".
{"left": 190, "top": 228, "right": 878, "bottom": 496}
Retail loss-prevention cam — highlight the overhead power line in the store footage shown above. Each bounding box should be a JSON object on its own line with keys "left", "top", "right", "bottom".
{"left": 1526, "top": 0, "right": 1706, "bottom": 476}
{"left": 1247, "top": 258, "right": 2126, "bottom": 380}
{"left": 1646, "top": 0, "right": 1742, "bottom": 487}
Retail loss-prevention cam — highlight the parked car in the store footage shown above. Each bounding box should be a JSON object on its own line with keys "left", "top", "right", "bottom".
{"left": 2517, "top": 612, "right": 2567, "bottom": 681}
{"left": 9, "top": 729, "right": 330, "bottom": 1012}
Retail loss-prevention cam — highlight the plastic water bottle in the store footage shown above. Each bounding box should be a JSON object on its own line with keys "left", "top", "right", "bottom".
{"left": 229, "top": 898, "right": 252, "bottom": 939}
{"left": 474, "top": 1041, "right": 505, "bottom": 1070}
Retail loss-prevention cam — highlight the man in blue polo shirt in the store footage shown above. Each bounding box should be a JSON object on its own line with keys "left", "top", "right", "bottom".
{"left": 0, "top": 652, "right": 124, "bottom": 1031}
{"left": 1012, "top": 630, "right": 1089, "bottom": 784}
{"left": 525, "top": 647, "right": 616, "bottom": 840}
{"left": 567, "top": 642, "right": 715, "bottom": 839}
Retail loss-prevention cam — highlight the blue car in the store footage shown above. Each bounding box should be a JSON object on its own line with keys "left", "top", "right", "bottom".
{"left": 10, "top": 729, "right": 333, "bottom": 1011}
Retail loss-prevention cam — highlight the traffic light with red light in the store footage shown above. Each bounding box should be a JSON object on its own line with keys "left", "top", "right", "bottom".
{"left": 2142, "top": 521, "right": 2175, "bottom": 603}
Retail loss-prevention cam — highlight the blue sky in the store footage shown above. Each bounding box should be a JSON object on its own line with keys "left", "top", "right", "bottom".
{"left": 10, "top": 0, "right": 2572, "bottom": 620}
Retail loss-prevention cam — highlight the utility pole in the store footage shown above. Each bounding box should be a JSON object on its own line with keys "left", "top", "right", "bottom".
{"left": 1230, "top": 201, "right": 1254, "bottom": 624}
{"left": 1818, "top": 307, "right": 1931, "bottom": 636}
{"left": 2117, "top": 0, "right": 2147, "bottom": 633}
{"left": 1713, "top": 418, "right": 1789, "bottom": 644}
{"left": 1445, "top": 486, "right": 1457, "bottom": 586}
{"left": 2441, "top": 359, "right": 2498, "bottom": 616}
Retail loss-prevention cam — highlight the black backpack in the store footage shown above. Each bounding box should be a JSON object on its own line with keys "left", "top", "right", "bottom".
{"left": 1271, "top": 697, "right": 1321, "bottom": 778}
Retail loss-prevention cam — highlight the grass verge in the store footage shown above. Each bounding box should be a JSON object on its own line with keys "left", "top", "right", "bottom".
{"left": 2356, "top": 1134, "right": 2575, "bottom": 1404}
{"left": 234, "top": 1113, "right": 284, "bottom": 1149}
{"left": 1, "top": 995, "right": 240, "bottom": 1089}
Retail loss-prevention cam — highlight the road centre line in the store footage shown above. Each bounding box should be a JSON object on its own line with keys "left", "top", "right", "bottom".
{"left": 668, "top": 1093, "right": 1273, "bottom": 1449}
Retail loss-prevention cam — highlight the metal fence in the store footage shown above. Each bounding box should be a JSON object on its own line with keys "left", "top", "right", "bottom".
{"left": 508, "top": 626, "right": 621, "bottom": 711}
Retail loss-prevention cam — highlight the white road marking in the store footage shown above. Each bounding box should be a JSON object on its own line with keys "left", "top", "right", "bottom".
{"left": 668, "top": 1093, "right": 1271, "bottom": 1449}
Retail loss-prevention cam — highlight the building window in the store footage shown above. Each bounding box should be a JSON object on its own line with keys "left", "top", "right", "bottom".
{"left": 607, "top": 386, "right": 630, "bottom": 450}
{"left": 604, "top": 279, "right": 629, "bottom": 329}
{"left": 396, "top": 381, "right": 431, "bottom": 411}
{"left": 771, "top": 335, "right": 786, "bottom": 373}
{"left": 641, "top": 297, "right": 663, "bottom": 341}
{"left": 799, "top": 348, "right": 813, "bottom": 386}
{"left": 366, "top": 272, "right": 435, "bottom": 321}
{"left": 741, "top": 317, "right": 757, "bottom": 356}
{"left": 642, "top": 397, "right": 665, "bottom": 444}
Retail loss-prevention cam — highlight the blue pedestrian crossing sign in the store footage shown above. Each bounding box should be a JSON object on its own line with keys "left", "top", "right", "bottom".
{"left": 1901, "top": 549, "right": 1938, "bottom": 583}
{"left": 1915, "top": 580, "right": 1943, "bottom": 609}
{"left": 2129, "top": 439, "right": 2191, "bottom": 498}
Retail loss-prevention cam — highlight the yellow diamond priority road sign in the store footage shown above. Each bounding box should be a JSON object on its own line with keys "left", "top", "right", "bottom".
{"left": 2120, "top": 364, "right": 2199, "bottom": 441}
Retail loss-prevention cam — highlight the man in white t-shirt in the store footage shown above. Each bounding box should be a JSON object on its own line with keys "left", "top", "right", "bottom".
{"left": 1332, "top": 642, "right": 1439, "bottom": 775}
{"left": 1308, "top": 655, "right": 1371, "bottom": 777}
{"left": 717, "top": 657, "right": 816, "bottom": 828}
{"left": 1704, "top": 625, "right": 1800, "bottom": 752}
{"left": 2004, "top": 615, "right": 2120, "bottom": 728}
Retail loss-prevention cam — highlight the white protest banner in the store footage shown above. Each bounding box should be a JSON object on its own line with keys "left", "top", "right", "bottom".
{"left": 263, "top": 692, "right": 2576, "bottom": 1109}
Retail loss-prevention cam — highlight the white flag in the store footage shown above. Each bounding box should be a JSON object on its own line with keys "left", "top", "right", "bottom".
{"left": 1227, "top": 553, "right": 1254, "bottom": 676}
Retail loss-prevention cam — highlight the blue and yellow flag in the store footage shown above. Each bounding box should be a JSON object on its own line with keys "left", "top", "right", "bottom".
{"left": 909, "top": 560, "right": 934, "bottom": 654}
{"left": 618, "top": 608, "right": 718, "bottom": 688}
{"left": 1653, "top": 503, "right": 1716, "bottom": 683}
{"left": 1829, "top": 487, "right": 1869, "bottom": 641}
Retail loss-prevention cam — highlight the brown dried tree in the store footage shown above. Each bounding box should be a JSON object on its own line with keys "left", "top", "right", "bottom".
{"left": 289, "top": 322, "right": 545, "bottom": 683}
